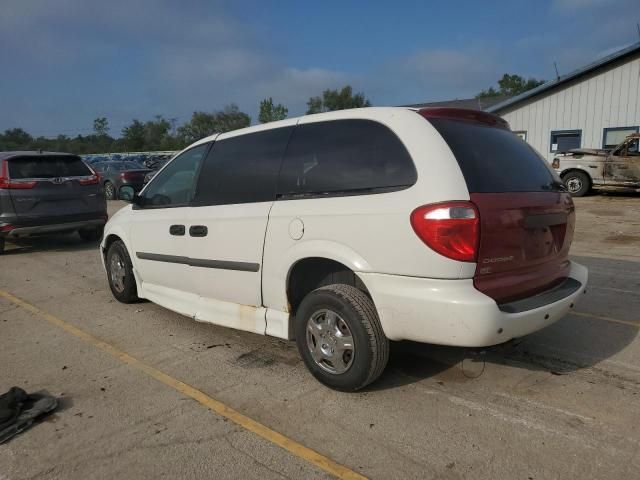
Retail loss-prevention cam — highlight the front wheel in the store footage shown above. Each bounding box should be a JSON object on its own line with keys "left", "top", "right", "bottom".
{"left": 294, "top": 284, "right": 389, "bottom": 391}
{"left": 562, "top": 171, "right": 591, "bottom": 197}
{"left": 106, "top": 240, "right": 139, "bottom": 303}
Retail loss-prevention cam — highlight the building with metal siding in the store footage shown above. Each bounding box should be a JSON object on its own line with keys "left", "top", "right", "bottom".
{"left": 487, "top": 42, "right": 640, "bottom": 163}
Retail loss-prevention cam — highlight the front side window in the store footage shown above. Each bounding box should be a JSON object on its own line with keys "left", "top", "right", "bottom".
{"left": 278, "top": 120, "right": 416, "bottom": 197}
{"left": 604, "top": 127, "right": 639, "bottom": 150}
{"left": 140, "top": 143, "right": 209, "bottom": 207}
{"left": 550, "top": 130, "right": 581, "bottom": 153}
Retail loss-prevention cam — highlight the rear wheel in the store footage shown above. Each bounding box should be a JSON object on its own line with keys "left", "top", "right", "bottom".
{"left": 562, "top": 171, "right": 591, "bottom": 197}
{"left": 104, "top": 181, "right": 116, "bottom": 200}
{"left": 294, "top": 284, "right": 389, "bottom": 391}
{"left": 78, "top": 226, "right": 104, "bottom": 242}
{"left": 106, "top": 240, "right": 139, "bottom": 303}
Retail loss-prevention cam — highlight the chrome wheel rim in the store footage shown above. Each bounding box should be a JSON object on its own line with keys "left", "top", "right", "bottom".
{"left": 109, "top": 252, "right": 126, "bottom": 293}
{"left": 105, "top": 183, "right": 114, "bottom": 198}
{"left": 306, "top": 309, "right": 354, "bottom": 374}
{"left": 566, "top": 177, "right": 582, "bottom": 193}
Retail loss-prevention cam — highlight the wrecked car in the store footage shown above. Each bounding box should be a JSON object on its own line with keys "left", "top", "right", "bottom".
{"left": 553, "top": 133, "right": 640, "bottom": 196}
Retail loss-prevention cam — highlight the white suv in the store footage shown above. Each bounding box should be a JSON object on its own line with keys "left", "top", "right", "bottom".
{"left": 102, "top": 107, "right": 588, "bottom": 391}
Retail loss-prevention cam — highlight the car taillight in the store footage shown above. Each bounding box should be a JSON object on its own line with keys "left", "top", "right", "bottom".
{"left": 410, "top": 201, "right": 479, "bottom": 262}
{"left": 78, "top": 175, "right": 99, "bottom": 185}
{"left": 551, "top": 158, "right": 560, "bottom": 169}
{"left": 0, "top": 161, "right": 37, "bottom": 189}
{"left": 0, "top": 223, "right": 15, "bottom": 232}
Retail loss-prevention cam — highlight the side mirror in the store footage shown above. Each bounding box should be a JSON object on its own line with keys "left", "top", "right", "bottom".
{"left": 118, "top": 185, "right": 140, "bottom": 204}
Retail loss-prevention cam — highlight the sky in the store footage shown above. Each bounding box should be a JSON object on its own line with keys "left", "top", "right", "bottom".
{"left": 0, "top": 0, "right": 638, "bottom": 137}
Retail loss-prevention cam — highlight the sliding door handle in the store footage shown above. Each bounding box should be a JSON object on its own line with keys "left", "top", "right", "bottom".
{"left": 169, "top": 224, "right": 185, "bottom": 236}
{"left": 189, "top": 225, "right": 208, "bottom": 237}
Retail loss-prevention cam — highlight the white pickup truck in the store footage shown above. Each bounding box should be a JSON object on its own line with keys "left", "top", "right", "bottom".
{"left": 553, "top": 134, "right": 640, "bottom": 196}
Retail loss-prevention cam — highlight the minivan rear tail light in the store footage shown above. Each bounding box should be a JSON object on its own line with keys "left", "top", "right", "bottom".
{"left": 410, "top": 201, "right": 479, "bottom": 262}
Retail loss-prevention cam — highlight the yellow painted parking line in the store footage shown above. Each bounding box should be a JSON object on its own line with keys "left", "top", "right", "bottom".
{"left": 0, "top": 289, "right": 367, "bottom": 480}
{"left": 570, "top": 310, "right": 639, "bottom": 328}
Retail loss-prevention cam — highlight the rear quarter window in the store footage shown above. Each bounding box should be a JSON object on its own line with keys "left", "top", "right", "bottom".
{"left": 428, "top": 118, "right": 559, "bottom": 193}
{"left": 8, "top": 155, "right": 91, "bottom": 179}
{"left": 277, "top": 119, "right": 416, "bottom": 197}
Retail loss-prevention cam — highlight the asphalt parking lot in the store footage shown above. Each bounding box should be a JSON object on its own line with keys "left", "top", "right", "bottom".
{"left": 1, "top": 194, "right": 639, "bottom": 479}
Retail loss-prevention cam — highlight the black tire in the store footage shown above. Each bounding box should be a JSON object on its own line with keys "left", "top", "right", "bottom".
{"left": 104, "top": 181, "right": 116, "bottom": 200}
{"left": 106, "top": 240, "right": 139, "bottom": 303}
{"left": 294, "top": 284, "right": 389, "bottom": 391}
{"left": 562, "top": 171, "right": 591, "bottom": 197}
{"left": 0, "top": 237, "right": 5, "bottom": 255}
{"left": 78, "top": 226, "right": 104, "bottom": 242}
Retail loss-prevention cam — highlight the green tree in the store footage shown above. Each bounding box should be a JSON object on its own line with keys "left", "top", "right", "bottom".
{"left": 306, "top": 85, "right": 371, "bottom": 114}
{"left": 93, "top": 117, "right": 110, "bottom": 137}
{"left": 121, "top": 119, "right": 146, "bottom": 151}
{"left": 143, "top": 115, "right": 172, "bottom": 150}
{"left": 214, "top": 104, "right": 251, "bottom": 133}
{"left": 177, "top": 104, "right": 251, "bottom": 144}
{"left": 177, "top": 112, "right": 217, "bottom": 145}
{"left": 477, "top": 74, "right": 545, "bottom": 99}
{"left": 0, "top": 128, "right": 33, "bottom": 150}
{"left": 258, "top": 97, "right": 288, "bottom": 123}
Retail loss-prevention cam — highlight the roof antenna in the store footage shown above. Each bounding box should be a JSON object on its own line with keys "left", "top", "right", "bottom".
{"left": 553, "top": 62, "right": 561, "bottom": 81}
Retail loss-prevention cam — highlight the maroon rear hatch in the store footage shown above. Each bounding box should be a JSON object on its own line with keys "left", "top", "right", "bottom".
{"left": 421, "top": 109, "right": 573, "bottom": 305}
{"left": 471, "top": 192, "right": 574, "bottom": 304}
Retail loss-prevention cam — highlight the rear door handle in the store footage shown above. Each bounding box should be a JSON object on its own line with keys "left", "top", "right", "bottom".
{"left": 189, "top": 225, "right": 208, "bottom": 237}
{"left": 169, "top": 224, "right": 185, "bottom": 236}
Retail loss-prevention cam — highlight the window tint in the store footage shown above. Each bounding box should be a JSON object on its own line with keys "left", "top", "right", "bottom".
{"left": 277, "top": 120, "right": 416, "bottom": 197}
{"left": 140, "top": 143, "right": 209, "bottom": 207}
{"left": 194, "top": 126, "right": 293, "bottom": 206}
{"left": 8, "top": 156, "right": 91, "bottom": 179}
{"left": 429, "top": 118, "right": 560, "bottom": 193}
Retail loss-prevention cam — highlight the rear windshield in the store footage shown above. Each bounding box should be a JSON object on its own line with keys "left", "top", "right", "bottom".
{"left": 8, "top": 155, "right": 92, "bottom": 179}
{"left": 428, "top": 118, "right": 562, "bottom": 193}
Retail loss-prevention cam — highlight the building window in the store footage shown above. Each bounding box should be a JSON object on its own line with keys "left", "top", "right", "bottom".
{"left": 602, "top": 126, "right": 639, "bottom": 149}
{"left": 513, "top": 131, "right": 527, "bottom": 141}
{"left": 550, "top": 130, "right": 581, "bottom": 153}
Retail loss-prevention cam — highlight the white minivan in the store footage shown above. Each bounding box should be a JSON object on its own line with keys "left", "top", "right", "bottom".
{"left": 102, "top": 107, "right": 588, "bottom": 391}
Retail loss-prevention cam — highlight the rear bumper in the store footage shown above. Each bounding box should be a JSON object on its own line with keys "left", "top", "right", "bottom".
{"left": 2, "top": 218, "right": 106, "bottom": 237}
{"left": 358, "top": 261, "right": 588, "bottom": 347}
